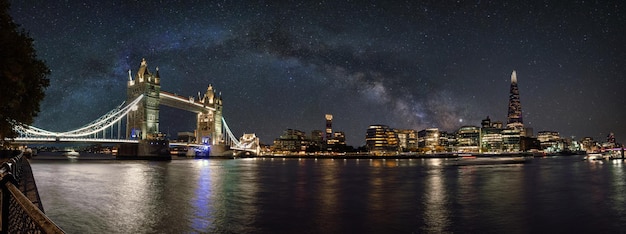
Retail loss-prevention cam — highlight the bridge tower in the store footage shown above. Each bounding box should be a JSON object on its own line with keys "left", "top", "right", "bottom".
{"left": 196, "top": 84, "right": 223, "bottom": 145}
{"left": 126, "top": 58, "right": 161, "bottom": 140}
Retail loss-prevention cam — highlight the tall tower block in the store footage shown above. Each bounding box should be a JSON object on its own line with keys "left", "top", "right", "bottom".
{"left": 325, "top": 114, "right": 333, "bottom": 142}
{"left": 506, "top": 70, "right": 524, "bottom": 135}
{"left": 126, "top": 58, "right": 161, "bottom": 140}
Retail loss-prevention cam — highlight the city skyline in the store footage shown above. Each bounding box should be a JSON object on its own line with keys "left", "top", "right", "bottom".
{"left": 9, "top": 1, "right": 626, "bottom": 146}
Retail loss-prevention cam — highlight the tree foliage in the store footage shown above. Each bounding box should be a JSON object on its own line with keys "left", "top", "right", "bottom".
{"left": 0, "top": 0, "right": 50, "bottom": 146}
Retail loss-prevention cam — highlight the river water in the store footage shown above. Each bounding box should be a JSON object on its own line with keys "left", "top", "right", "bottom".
{"left": 31, "top": 156, "right": 626, "bottom": 233}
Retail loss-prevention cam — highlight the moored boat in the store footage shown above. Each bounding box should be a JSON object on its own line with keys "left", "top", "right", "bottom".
{"left": 63, "top": 150, "right": 80, "bottom": 159}
{"left": 584, "top": 151, "right": 620, "bottom": 160}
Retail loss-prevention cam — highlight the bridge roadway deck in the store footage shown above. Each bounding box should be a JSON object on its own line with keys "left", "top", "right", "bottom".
{"left": 160, "top": 91, "right": 215, "bottom": 113}
{"left": 0, "top": 157, "right": 45, "bottom": 212}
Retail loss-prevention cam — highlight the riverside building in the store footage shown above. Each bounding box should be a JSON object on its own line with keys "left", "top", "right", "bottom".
{"left": 504, "top": 70, "right": 525, "bottom": 152}
{"left": 396, "top": 129, "right": 418, "bottom": 152}
{"left": 273, "top": 129, "right": 308, "bottom": 154}
{"left": 325, "top": 114, "right": 333, "bottom": 143}
{"left": 366, "top": 125, "right": 398, "bottom": 155}
{"left": 537, "top": 131, "right": 561, "bottom": 153}
{"left": 456, "top": 126, "right": 480, "bottom": 153}
{"left": 309, "top": 130, "right": 324, "bottom": 151}
{"left": 507, "top": 70, "right": 524, "bottom": 135}
{"left": 480, "top": 116, "right": 504, "bottom": 153}
{"left": 418, "top": 128, "right": 440, "bottom": 153}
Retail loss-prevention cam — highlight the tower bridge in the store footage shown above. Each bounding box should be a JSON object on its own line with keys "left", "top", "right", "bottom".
{"left": 12, "top": 58, "right": 260, "bottom": 157}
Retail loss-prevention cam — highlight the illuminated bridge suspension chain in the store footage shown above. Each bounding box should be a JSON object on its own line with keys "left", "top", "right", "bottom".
{"left": 14, "top": 95, "right": 144, "bottom": 139}
{"left": 221, "top": 117, "right": 241, "bottom": 147}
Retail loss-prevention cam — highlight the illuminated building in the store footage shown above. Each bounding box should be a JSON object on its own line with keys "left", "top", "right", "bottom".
{"left": 326, "top": 131, "right": 347, "bottom": 152}
{"left": 481, "top": 127, "right": 503, "bottom": 153}
{"left": 439, "top": 131, "right": 456, "bottom": 152}
{"left": 481, "top": 116, "right": 492, "bottom": 128}
{"left": 538, "top": 131, "right": 561, "bottom": 152}
{"left": 309, "top": 130, "right": 324, "bottom": 151}
{"left": 396, "top": 129, "right": 418, "bottom": 152}
{"left": 507, "top": 70, "right": 525, "bottom": 136}
{"left": 456, "top": 126, "right": 480, "bottom": 153}
{"left": 502, "top": 128, "right": 521, "bottom": 152}
{"left": 322, "top": 114, "right": 348, "bottom": 152}
{"left": 325, "top": 114, "right": 333, "bottom": 142}
{"left": 331, "top": 132, "right": 346, "bottom": 145}
{"left": 366, "top": 125, "right": 398, "bottom": 155}
{"left": 418, "top": 128, "right": 439, "bottom": 153}
{"left": 492, "top": 121, "right": 503, "bottom": 128}
{"left": 273, "top": 129, "right": 308, "bottom": 153}
{"left": 479, "top": 116, "right": 503, "bottom": 153}
{"left": 580, "top": 137, "right": 597, "bottom": 152}
{"left": 565, "top": 138, "right": 583, "bottom": 152}
{"left": 501, "top": 70, "right": 526, "bottom": 152}
{"left": 603, "top": 132, "right": 617, "bottom": 148}
{"left": 239, "top": 133, "right": 261, "bottom": 155}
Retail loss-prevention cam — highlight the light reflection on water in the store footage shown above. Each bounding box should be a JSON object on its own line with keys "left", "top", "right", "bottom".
{"left": 31, "top": 156, "right": 626, "bottom": 233}
{"left": 423, "top": 167, "right": 449, "bottom": 233}
{"left": 191, "top": 159, "right": 212, "bottom": 231}
{"left": 610, "top": 160, "right": 626, "bottom": 225}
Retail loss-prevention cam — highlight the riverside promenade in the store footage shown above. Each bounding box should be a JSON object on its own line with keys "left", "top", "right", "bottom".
{"left": 0, "top": 154, "right": 44, "bottom": 211}
{"left": 0, "top": 150, "right": 64, "bottom": 233}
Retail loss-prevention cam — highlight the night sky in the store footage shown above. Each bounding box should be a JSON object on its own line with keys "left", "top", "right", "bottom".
{"left": 9, "top": 1, "right": 626, "bottom": 146}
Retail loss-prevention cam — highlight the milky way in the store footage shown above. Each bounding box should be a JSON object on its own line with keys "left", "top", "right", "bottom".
{"left": 9, "top": 1, "right": 626, "bottom": 146}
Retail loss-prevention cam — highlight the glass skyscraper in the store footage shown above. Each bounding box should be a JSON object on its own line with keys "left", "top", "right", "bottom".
{"left": 506, "top": 70, "right": 524, "bottom": 136}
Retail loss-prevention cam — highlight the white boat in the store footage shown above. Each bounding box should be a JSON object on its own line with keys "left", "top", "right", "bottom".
{"left": 584, "top": 153, "right": 613, "bottom": 160}
{"left": 63, "top": 150, "right": 80, "bottom": 159}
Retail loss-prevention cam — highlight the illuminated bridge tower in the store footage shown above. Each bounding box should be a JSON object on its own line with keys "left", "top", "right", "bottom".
{"left": 506, "top": 70, "right": 524, "bottom": 134}
{"left": 196, "top": 84, "right": 223, "bottom": 145}
{"left": 126, "top": 58, "right": 161, "bottom": 140}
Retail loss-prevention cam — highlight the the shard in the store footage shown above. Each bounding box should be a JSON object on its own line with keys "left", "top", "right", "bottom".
{"left": 506, "top": 70, "right": 524, "bottom": 134}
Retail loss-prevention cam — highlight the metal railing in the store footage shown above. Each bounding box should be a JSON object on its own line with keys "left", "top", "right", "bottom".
{"left": 0, "top": 151, "right": 64, "bottom": 233}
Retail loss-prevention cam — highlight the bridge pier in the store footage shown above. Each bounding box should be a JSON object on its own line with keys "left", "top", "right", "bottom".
{"left": 208, "top": 144, "right": 230, "bottom": 157}
{"left": 116, "top": 136, "right": 171, "bottom": 160}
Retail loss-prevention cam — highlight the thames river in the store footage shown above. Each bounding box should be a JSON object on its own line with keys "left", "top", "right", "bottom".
{"left": 31, "top": 156, "right": 625, "bottom": 233}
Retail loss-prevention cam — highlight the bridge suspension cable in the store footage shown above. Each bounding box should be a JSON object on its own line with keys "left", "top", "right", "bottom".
{"left": 15, "top": 95, "right": 144, "bottom": 138}
{"left": 221, "top": 117, "right": 240, "bottom": 147}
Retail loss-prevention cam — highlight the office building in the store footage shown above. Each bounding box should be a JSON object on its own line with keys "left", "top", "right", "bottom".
{"left": 366, "top": 125, "right": 398, "bottom": 154}
{"left": 396, "top": 129, "right": 418, "bottom": 152}
{"left": 418, "top": 128, "right": 440, "bottom": 153}
{"left": 325, "top": 114, "right": 333, "bottom": 142}
{"left": 456, "top": 126, "right": 480, "bottom": 153}
{"left": 273, "top": 129, "right": 308, "bottom": 153}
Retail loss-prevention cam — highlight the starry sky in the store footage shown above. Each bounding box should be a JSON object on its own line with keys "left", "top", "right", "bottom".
{"left": 9, "top": 0, "right": 626, "bottom": 146}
